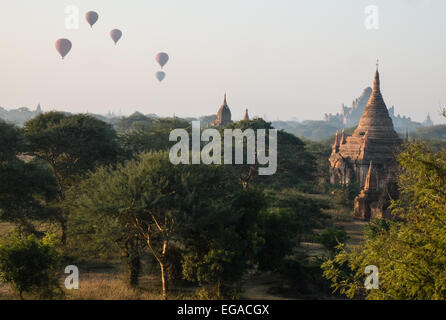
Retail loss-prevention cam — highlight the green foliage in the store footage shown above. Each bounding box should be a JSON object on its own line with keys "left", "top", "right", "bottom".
{"left": 0, "top": 121, "right": 57, "bottom": 233}
{"left": 315, "top": 227, "right": 348, "bottom": 257}
{"left": 0, "top": 231, "right": 62, "bottom": 299}
{"left": 182, "top": 188, "right": 266, "bottom": 295}
{"left": 269, "top": 188, "right": 329, "bottom": 238}
{"left": 0, "top": 120, "right": 24, "bottom": 162}
{"left": 330, "top": 182, "right": 361, "bottom": 207}
{"left": 23, "top": 112, "right": 121, "bottom": 187}
{"left": 257, "top": 208, "right": 303, "bottom": 270}
{"left": 0, "top": 160, "right": 57, "bottom": 233}
{"left": 119, "top": 118, "right": 190, "bottom": 157}
{"left": 322, "top": 143, "right": 446, "bottom": 300}
{"left": 70, "top": 151, "right": 243, "bottom": 295}
{"left": 277, "top": 257, "right": 331, "bottom": 296}
{"left": 115, "top": 112, "right": 154, "bottom": 132}
{"left": 23, "top": 112, "right": 121, "bottom": 243}
{"left": 364, "top": 218, "right": 392, "bottom": 240}
{"left": 225, "top": 118, "right": 317, "bottom": 189}
{"left": 303, "top": 140, "right": 332, "bottom": 193}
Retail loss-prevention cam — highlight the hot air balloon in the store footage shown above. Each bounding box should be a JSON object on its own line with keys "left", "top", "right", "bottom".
{"left": 110, "top": 29, "right": 122, "bottom": 45}
{"left": 86, "top": 11, "right": 99, "bottom": 28}
{"left": 156, "top": 71, "right": 166, "bottom": 82}
{"left": 55, "top": 39, "right": 72, "bottom": 59}
{"left": 156, "top": 52, "right": 169, "bottom": 69}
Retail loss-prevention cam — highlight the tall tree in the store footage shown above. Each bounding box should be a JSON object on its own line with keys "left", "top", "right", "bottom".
{"left": 224, "top": 119, "right": 316, "bottom": 190}
{"left": 119, "top": 118, "right": 190, "bottom": 157}
{"left": 0, "top": 121, "right": 57, "bottom": 234}
{"left": 70, "top": 151, "right": 238, "bottom": 298}
{"left": 181, "top": 188, "right": 267, "bottom": 297}
{"left": 23, "top": 112, "right": 121, "bottom": 243}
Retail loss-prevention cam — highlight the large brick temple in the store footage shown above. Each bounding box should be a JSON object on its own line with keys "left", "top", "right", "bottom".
{"left": 329, "top": 67, "right": 402, "bottom": 220}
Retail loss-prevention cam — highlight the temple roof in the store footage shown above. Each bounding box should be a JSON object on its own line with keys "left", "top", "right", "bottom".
{"left": 243, "top": 108, "right": 249, "bottom": 121}
{"left": 353, "top": 68, "right": 399, "bottom": 139}
{"left": 213, "top": 93, "right": 232, "bottom": 126}
{"left": 217, "top": 94, "right": 231, "bottom": 118}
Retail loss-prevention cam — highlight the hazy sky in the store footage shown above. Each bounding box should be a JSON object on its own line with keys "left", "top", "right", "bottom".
{"left": 0, "top": 0, "right": 445, "bottom": 123}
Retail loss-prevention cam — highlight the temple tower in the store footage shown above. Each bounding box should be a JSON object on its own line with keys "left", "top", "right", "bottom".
{"left": 212, "top": 94, "right": 232, "bottom": 127}
{"left": 329, "top": 66, "right": 402, "bottom": 220}
{"left": 243, "top": 108, "right": 250, "bottom": 121}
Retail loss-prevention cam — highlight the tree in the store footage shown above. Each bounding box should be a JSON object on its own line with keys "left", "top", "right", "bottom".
{"left": 224, "top": 118, "right": 316, "bottom": 190}
{"left": 269, "top": 188, "right": 329, "bottom": 242}
{"left": 181, "top": 188, "right": 266, "bottom": 297}
{"left": 0, "top": 160, "right": 57, "bottom": 234}
{"left": 0, "top": 121, "right": 57, "bottom": 234}
{"left": 119, "top": 118, "right": 190, "bottom": 157}
{"left": 322, "top": 143, "right": 446, "bottom": 300}
{"left": 0, "top": 231, "right": 62, "bottom": 299}
{"left": 330, "top": 182, "right": 361, "bottom": 207}
{"left": 115, "top": 112, "right": 154, "bottom": 132}
{"left": 70, "top": 151, "right": 239, "bottom": 298}
{"left": 23, "top": 112, "right": 121, "bottom": 244}
{"left": 0, "top": 120, "right": 24, "bottom": 162}
{"left": 315, "top": 227, "right": 348, "bottom": 258}
{"left": 257, "top": 208, "right": 303, "bottom": 271}
{"left": 304, "top": 140, "right": 332, "bottom": 193}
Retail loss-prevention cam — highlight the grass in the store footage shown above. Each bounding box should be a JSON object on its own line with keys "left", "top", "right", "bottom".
{"left": 0, "top": 222, "right": 13, "bottom": 236}
{"left": 0, "top": 273, "right": 181, "bottom": 300}
{"left": 65, "top": 274, "right": 163, "bottom": 300}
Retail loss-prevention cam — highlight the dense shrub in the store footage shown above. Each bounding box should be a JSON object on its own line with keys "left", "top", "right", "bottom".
{"left": 0, "top": 231, "right": 62, "bottom": 299}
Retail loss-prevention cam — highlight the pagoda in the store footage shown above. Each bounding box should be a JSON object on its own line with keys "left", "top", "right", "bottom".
{"left": 329, "top": 65, "right": 402, "bottom": 220}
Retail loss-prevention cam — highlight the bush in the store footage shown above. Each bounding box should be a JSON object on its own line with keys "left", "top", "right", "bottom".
{"left": 315, "top": 227, "right": 348, "bottom": 257}
{"left": 276, "top": 257, "right": 332, "bottom": 296}
{"left": 364, "top": 218, "right": 391, "bottom": 240}
{"left": 0, "top": 231, "right": 62, "bottom": 299}
{"left": 331, "top": 182, "right": 361, "bottom": 207}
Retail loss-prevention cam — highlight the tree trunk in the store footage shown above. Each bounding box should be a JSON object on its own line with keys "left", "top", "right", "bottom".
{"left": 128, "top": 253, "right": 141, "bottom": 287}
{"left": 217, "top": 281, "right": 222, "bottom": 299}
{"left": 160, "top": 262, "right": 168, "bottom": 299}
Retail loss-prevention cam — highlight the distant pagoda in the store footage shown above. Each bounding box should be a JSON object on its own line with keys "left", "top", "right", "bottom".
{"left": 243, "top": 108, "right": 250, "bottom": 121}
{"left": 211, "top": 94, "right": 232, "bottom": 127}
{"left": 423, "top": 113, "right": 434, "bottom": 126}
{"left": 329, "top": 66, "right": 402, "bottom": 220}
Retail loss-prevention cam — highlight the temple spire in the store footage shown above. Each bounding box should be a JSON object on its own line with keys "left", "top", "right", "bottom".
{"left": 364, "top": 160, "right": 374, "bottom": 191}
{"left": 332, "top": 131, "right": 339, "bottom": 152}
{"left": 340, "top": 129, "right": 346, "bottom": 144}
{"left": 373, "top": 64, "right": 380, "bottom": 92}
{"left": 212, "top": 93, "right": 232, "bottom": 127}
{"left": 243, "top": 108, "right": 250, "bottom": 121}
{"left": 353, "top": 64, "right": 398, "bottom": 139}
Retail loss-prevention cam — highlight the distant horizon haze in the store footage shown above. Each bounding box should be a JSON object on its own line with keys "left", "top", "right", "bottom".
{"left": 0, "top": 0, "right": 445, "bottom": 123}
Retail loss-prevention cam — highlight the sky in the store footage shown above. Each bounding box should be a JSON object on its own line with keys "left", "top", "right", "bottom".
{"left": 0, "top": 0, "right": 445, "bottom": 123}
